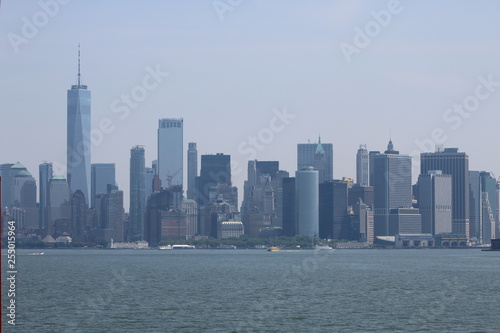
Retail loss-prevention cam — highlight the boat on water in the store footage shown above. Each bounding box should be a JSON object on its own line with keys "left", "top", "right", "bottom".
{"left": 28, "top": 252, "right": 45, "bottom": 255}
{"left": 172, "top": 244, "right": 196, "bottom": 249}
{"left": 314, "top": 244, "right": 333, "bottom": 250}
{"left": 267, "top": 246, "right": 280, "bottom": 252}
{"left": 216, "top": 244, "right": 237, "bottom": 249}
{"left": 158, "top": 245, "right": 172, "bottom": 250}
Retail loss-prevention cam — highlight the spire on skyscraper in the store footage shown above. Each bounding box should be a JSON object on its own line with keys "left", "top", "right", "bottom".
{"left": 315, "top": 135, "right": 325, "bottom": 155}
{"left": 78, "top": 43, "right": 81, "bottom": 87}
{"left": 384, "top": 137, "right": 399, "bottom": 154}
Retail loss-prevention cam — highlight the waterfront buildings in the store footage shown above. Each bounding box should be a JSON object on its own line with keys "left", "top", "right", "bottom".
{"left": 218, "top": 221, "right": 244, "bottom": 239}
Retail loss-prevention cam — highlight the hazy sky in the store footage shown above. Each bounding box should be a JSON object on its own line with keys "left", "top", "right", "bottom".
{"left": 1, "top": 0, "right": 500, "bottom": 211}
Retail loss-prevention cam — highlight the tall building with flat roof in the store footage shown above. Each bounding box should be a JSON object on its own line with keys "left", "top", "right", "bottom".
{"left": 39, "top": 162, "right": 53, "bottom": 230}
{"left": 91, "top": 163, "right": 116, "bottom": 207}
{"left": 319, "top": 180, "right": 349, "bottom": 240}
{"left": 129, "top": 146, "right": 146, "bottom": 241}
{"left": 418, "top": 171, "right": 452, "bottom": 235}
{"left": 480, "top": 172, "right": 498, "bottom": 243}
{"left": 297, "top": 137, "right": 333, "bottom": 182}
{"left": 469, "top": 171, "right": 482, "bottom": 242}
{"left": 373, "top": 140, "right": 413, "bottom": 236}
{"left": 67, "top": 47, "right": 91, "bottom": 205}
{"left": 0, "top": 163, "right": 14, "bottom": 214}
{"left": 158, "top": 118, "right": 183, "bottom": 187}
{"left": 421, "top": 148, "right": 470, "bottom": 238}
{"left": 356, "top": 145, "right": 369, "bottom": 186}
{"left": 47, "top": 175, "right": 71, "bottom": 237}
{"left": 12, "top": 168, "right": 38, "bottom": 230}
{"left": 296, "top": 167, "right": 319, "bottom": 238}
{"left": 368, "top": 151, "right": 380, "bottom": 187}
{"left": 282, "top": 177, "right": 296, "bottom": 237}
{"left": 195, "top": 153, "right": 231, "bottom": 206}
{"left": 187, "top": 142, "right": 198, "bottom": 200}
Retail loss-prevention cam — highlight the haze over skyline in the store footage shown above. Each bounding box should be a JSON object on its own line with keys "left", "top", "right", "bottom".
{"left": 2, "top": 0, "right": 500, "bottom": 210}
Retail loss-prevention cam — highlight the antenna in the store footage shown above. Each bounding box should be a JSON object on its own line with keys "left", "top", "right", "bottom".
{"left": 78, "top": 43, "right": 81, "bottom": 86}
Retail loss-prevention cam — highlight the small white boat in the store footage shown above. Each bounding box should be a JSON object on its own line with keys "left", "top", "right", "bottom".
{"left": 158, "top": 245, "right": 172, "bottom": 250}
{"left": 172, "top": 244, "right": 196, "bottom": 249}
{"left": 314, "top": 245, "right": 333, "bottom": 250}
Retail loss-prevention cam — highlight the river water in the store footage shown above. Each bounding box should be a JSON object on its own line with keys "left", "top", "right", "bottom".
{"left": 2, "top": 248, "right": 499, "bottom": 332}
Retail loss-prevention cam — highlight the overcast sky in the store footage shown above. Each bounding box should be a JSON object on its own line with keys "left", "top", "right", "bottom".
{"left": 1, "top": 0, "right": 500, "bottom": 211}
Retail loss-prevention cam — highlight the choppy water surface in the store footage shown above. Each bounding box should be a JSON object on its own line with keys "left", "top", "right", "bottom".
{"left": 2, "top": 248, "right": 499, "bottom": 332}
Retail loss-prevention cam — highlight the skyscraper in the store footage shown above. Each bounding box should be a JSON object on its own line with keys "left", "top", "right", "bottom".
{"left": 319, "top": 180, "right": 349, "bottom": 240}
{"left": 296, "top": 167, "right": 319, "bottom": 238}
{"left": 373, "top": 140, "right": 413, "bottom": 236}
{"left": 469, "top": 171, "right": 482, "bottom": 242}
{"left": 1, "top": 163, "right": 25, "bottom": 214}
{"left": 187, "top": 142, "right": 198, "bottom": 200}
{"left": 195, "top": 153, "right": 231, "bottom": 206}
{"left": 67, "top": 46, "right": 91, "bottom": 205}
{"left": 421, "top": 148, "right": 470, "bottom": 238}
{"left": 480, "top": 171, "right": 498, "bottom": 243}
{"left": 129, "top": 146, "right": 146, "bottom": 241}
{"left": 158, "top": 118, "right": 183, "bottom": 188}
{"left": 297, "top": 137, "right": 333, "bottom": 182}
{"left": 241, "top": 160, "right": 279, "bottom": 237}
{"left": 71, "top": 190, "right": 88, "bottom": 242}
{"left": 418, "top": 171, "right": 452, "bottom": 235}
{"left": 47, "top": 175, "right": 71, "bottom": 237}
{"left": 282, "top": 177, "right": 296, "bottom": 237}
{"left": 368, "top": 151, "right": 380, "bottom": 187}
{"left": 356, "top": 144, "right": 369, "bottom": 186}
{"left": 145, "top": 167, "right": 154, "bottom": 202}
{"left": 91, "top": 163, "right": 116, "bottom": 207}
{"left": 39, "top": 162, "right": 53, "bottom": 230}
{"left": 12, "top": 168, "right": 38, "bottom": 230}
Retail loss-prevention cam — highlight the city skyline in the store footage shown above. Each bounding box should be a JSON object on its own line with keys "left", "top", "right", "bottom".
{"left": 2, "top": 1, "right": 500, "bottom": 211}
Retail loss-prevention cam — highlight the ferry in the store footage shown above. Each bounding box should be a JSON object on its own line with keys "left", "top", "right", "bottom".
{"left": 267, "top": 246, "right": 280, "bottom": 252}
{"left": 172, "top": 244, "right": 196, "bottom": 249}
